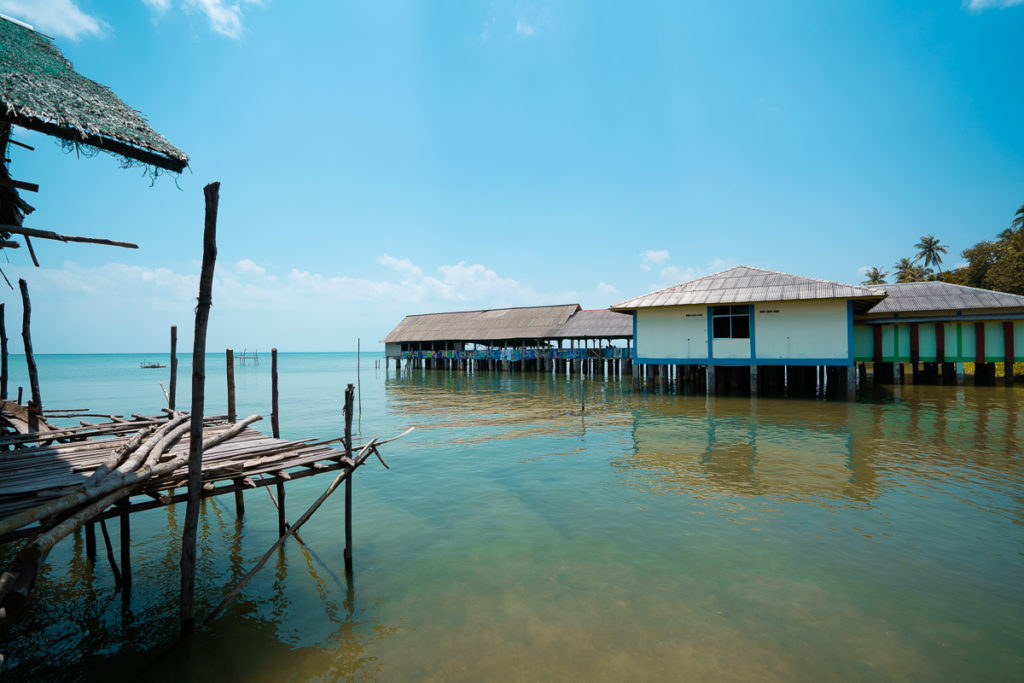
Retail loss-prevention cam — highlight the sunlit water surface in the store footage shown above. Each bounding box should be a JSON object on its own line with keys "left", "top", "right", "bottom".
{"left": 2, "top": 353, "right": 1022, "bottom": 681}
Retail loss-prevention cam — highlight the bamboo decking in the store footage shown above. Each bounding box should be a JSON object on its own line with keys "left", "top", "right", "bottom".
{"left": 0, "top": 411, "right": 377, "bottom": 537}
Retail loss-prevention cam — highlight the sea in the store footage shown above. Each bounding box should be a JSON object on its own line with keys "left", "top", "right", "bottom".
{"left": 1, "top": 352, "right": 1022, "bottom": 681}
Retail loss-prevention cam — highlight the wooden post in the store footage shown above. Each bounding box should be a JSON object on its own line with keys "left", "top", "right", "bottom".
{"left": 233, "top": 478, "right": 245, "bottom": 518}
{"left": 226, "top": 348, "right": 236, "bottom": 423}
{"left": 344, "top": 384, "right": 354, "bottom": 577}
{"left": 277, "top": 481, "right": 287, "bottom": 537}
{"left": 749, "top": 365, "right": 758, "bottom": 396}
{"left": 357, "top": 338, "right": 362, "bottom": 423}
{"left": 169, "top": 325, "right": 178, "bottom": 410}
{"left": 118, "top": 499, "right": 132, "bottom": 591}
{"left": 84, "top": 522, "right": 96, "bottom": 563}
{"left": 18, "top": 279, "right": 41, "bottom": 411}
{"left": 180, "top": 181, "right": 219, "bottom": 637}
{"left": 0, "top": 302, "right": 7, "bottom": 401}
{"left": 975, "top": 322, "right": 985, "bottom": 365}
{"left": 1003, "top": 322, "right": 1014, "bottom": 386}
{"left": 271, "top": 348, "right": 280, "bottom": 438}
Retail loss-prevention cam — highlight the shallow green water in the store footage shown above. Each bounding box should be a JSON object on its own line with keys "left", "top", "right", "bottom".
{"left": 2, "top": 354, "right": 1022, "bottom": 681}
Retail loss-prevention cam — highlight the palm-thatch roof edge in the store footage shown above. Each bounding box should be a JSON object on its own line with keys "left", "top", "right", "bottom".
{"left": 0, "top": 15, "right": 187, "bottom": 173}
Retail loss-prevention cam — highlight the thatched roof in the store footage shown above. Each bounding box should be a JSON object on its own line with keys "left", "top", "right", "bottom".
{"left": 556, "top": 309, "right": 633, "bottom": 339}
{"left": 383, "top": 304, "right": 582, "bottom": 344}
{"left": 611, "top": 266, "right": 884, "bottom": 313}
{"left": 0, "top": 15, "right": 187, "bottom": 172}
{"left": 382, "top": 305, "right": 637, "bottom": 344}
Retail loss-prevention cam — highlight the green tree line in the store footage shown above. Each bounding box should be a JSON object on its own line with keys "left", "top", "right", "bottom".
{"left": 862, "top": 201, "right": 1024, "bottom": 294}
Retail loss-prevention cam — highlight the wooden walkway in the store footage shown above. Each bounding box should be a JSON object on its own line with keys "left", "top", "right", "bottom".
{"left": 0, "top": 410, "right": 379, "bottom": 542}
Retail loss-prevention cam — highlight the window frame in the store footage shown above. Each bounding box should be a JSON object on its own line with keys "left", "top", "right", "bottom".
{"left": 710, "top": 305, "right": 751, "bottom": 340}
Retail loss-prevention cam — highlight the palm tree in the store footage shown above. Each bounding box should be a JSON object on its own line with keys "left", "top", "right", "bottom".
{"left": 914, "top": 234, "right": 948, "bottom": 271}
{"left": 862, "top": 267, "right": 888, "bottom": 285}
{"left": 1012, "top": 201, "right": 1024, "bottom": 232}
{"left": 894, "top": 257, "right": 931, "bottom": 283}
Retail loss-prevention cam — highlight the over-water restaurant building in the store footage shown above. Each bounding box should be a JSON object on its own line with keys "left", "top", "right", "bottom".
{"left": 611, "top": 266, "right": 1024, "bottom": 396}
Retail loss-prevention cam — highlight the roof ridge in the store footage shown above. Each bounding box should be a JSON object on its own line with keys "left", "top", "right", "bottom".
{"left": 885, "top": 281, "right": 1024, "bottom": 298}
{"left": 400, "top": 303, "right": 581, "bottom": 318}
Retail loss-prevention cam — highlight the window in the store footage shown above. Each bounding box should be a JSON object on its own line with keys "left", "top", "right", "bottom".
{"left": 711, "top": 305, "right": 750, "bottom": 339}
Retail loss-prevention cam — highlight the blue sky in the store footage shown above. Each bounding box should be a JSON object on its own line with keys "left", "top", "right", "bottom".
{"left": 0, "top": 0, "right": 1022, "bottom": 352}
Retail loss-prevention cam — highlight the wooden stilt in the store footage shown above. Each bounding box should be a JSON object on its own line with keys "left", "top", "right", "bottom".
{"left": 169, "top": 326, "right": 177, "bottom": 410}
{"left": 84, "top": 522, "right": 96, "bottom": 563}
{"left": 18, "top": 279, "right": 41, "bottom": 412}
{"left": 118, "top": 499, "right": 131, "bottom": 591}
{"left": 277, "top": 481, "right": 287, "bottom": 537}
{"left": 180, "top": 181, "right": 219, "bottom": 637}
{"left": 0, "top": 302, "right": 7, "bottom": 401}
{"left": 226, "top": 349, "right": 236, "bottom": 423}
{"left": 99, "top": 518, "right": 122, "bottom": 588}
{"left": 233, "top": 478, "right": 245, "bottom": 518}
{"left": 271, "top": 348, "right": 280, "bottom": 439}
{"left": 343, "top": 384, "right": 354, "bottom": 576}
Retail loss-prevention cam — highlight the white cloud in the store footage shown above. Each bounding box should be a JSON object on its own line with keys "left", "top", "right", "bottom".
{"left": 481, "top": 1, "right": 548, "bottom": 42}
{"left": 141, "top": 0, "right": 262, "bottom": 38}
{"left": 0, "top": 255, "right": 565, "bottom": 352}
{"left": 963, "top": 0, "right": 1024, "bottom": 11}
{"left": 0, "top": 0, "right": 106, "bottom": 40}
{"left": 596, "top": 282, "right": 620, "bottom": 296}
{"left": 377, "top": 254, "right": 423, "bottom": 279}
{"left": 514, "top": 18, "right": 535, "bottom": 37}
{"left": 234, "top": 258, "right": 266, "bottom": 276}
{"left": 640, "top": 249, "right": 670, "bottom": 271}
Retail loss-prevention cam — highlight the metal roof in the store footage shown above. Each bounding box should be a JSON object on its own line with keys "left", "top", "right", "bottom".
{"left": 864, "top": 281, "right": 1024, "bottom": 314}
{"left": 382, "top": 304, "right": 581, "bottom": 344}
{"left": 611, "top": 266, "right": 884, "bottom": 310}
{"left": 0, "top": 15, "right": 187, "bottom": 172}
{"left": 555, "top": 309, "right": 633, "bottom": 339}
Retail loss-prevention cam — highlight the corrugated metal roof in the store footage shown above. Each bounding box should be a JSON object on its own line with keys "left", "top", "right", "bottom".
{"left": 611, "top": 266, "right": 884, "bottom": 309}
{"left": 556, "top": 309, "right": 633, "bottom": 338}
{"left": 382, "top": 304, "right": 581, "bottom": 343}
{"left": 864, "top": 281, "right": 1024, "bottom": 314}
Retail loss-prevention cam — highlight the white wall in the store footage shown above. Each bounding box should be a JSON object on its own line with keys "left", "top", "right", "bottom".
{"left": 635, "top": 306, "right": 707, "bottom": 359}
{"left": 754, "top": 300, "right": 849, "bottom": 361}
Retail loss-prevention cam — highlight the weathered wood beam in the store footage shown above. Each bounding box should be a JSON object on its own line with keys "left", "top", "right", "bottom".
{"left": 0, "top": 224, "right": 137, "bottom": 249}
{"left": 0, "top": 177, "right": 37, "bottom": 193}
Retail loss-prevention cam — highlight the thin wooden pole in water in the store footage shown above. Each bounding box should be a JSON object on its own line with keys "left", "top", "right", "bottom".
{"left": 84, "top": 522, "right": 96, "bottom": 563}
{"left": 357, "top": 338, "right": 362, "bottom": 425}
{"left": 168, "top": 326, "right": 177, "bottom": 410}
{"left": 118, "top": 499, "right": 131, "bottom": 591}
{"left": 18, "top": 279, "right": 40, "bottom": 411}
{"left": 344, "top": 384, "right": 354, "bottom": 577}
{"left": 271, "top": 348, "right": 280, "bottom": 438}
{"left": 180, "top": 181, "right": 219, "bottom": 637}
{"left": 0, "top": 302, "right": 7, "bottom": 400}
{"left": 226, "top": 348, "right": 236, "bottom": 423}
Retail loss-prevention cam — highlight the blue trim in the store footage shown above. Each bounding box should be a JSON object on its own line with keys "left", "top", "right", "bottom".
{"left": 749, "top": 304, "right": 756, "bottom": 358}
{"left": 706, "top": 306, "right": 714, "bottom": 361}
{"left": 847, "top": 300, "right": 854, "bottom": 364}
{"left": 631, "top": 311, "right": 637, "bottom": 361}
{"left": 635, "top": 356, "right": 852, "bottom": 366}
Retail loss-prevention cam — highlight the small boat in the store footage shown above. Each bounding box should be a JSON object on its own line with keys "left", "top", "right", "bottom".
{"left": 139, "top": 362, "right": 166, "bottom": 369}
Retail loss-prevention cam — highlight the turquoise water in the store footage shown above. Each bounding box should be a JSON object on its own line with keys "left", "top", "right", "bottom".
{"left": 2, "top": 353, "right": 1023, "bottom": 680}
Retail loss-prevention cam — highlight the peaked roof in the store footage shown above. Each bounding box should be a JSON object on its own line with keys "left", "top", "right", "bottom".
{"left": 382, "top": 304, "right": 581, "bottom": 343}
{"left": 864, "top": 281, "right": 1024, "bottom": 314}
{"left": 556, "top": 309, "right": 633, "bottom": 338}
{"left": 0, "top": 15, "right": 187, "bottom": 172}
{"left": 611, "top": 266, "right": 884, "bottom": 310}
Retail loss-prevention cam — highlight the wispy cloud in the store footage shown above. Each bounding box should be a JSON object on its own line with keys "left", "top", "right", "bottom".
{"left": 481, "top": 0, "right": 548, "bottom": 42}
{"left": 2, "top": 255, "right": 577, "bottom": 352}
{"left": 141, "top": 0, "right": 263, "bottom": 39}
{"left": 640, "top": 249, "right": 670, "bottom": 271}
{"left": 649, "top": 257, "right": 729, "bottom": 291}
{"left": 0, "top": 0, "right": 106, "bottom": 40}
{"left": 963, "top": 0, "right": 1024, "bottom": 11}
